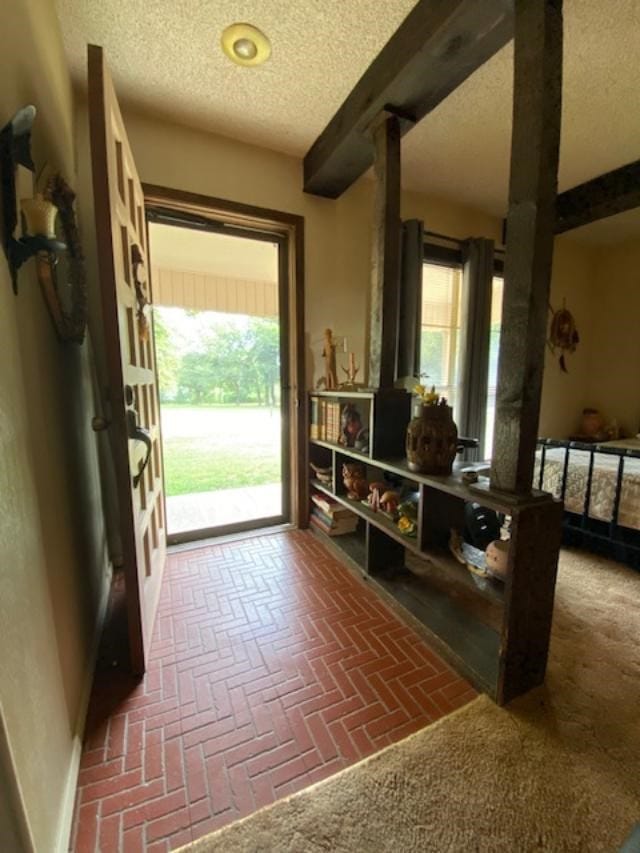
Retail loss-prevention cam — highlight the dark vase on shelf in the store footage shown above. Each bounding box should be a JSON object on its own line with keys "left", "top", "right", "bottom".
{"left": 406, "top": 402, "right": 458, "bottom": 475}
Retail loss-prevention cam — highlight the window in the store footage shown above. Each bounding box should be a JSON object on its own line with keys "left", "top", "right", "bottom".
{"left": 485, "top": 275, "right": 504, "bottom": 458}
{"left": 419, "top": 261, "right": 463, "bottom": 415}
{"left": 417, "top": 240, "right": 503, "bottom": 458}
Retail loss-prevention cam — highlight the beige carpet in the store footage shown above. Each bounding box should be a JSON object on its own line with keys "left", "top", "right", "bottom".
{"left": 180, "top": 549, "right": 640, "bottom": 852}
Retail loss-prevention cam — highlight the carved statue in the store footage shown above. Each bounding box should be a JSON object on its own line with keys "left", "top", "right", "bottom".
{"left": 322, "top": 328, "right": 338, "bottom": 390}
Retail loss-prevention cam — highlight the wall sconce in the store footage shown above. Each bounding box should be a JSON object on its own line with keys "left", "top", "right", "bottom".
{"left": 0, "top": 105, "right": 66, "bottom": 293}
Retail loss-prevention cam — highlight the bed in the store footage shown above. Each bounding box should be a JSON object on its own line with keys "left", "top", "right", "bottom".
{"left": 535, "top": 438, "right": 640, "bottom": 565}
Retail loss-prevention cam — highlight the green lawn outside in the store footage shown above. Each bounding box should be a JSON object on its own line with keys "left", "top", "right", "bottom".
{"left": 160, "top": 405, "right": 281, "bottom": 497}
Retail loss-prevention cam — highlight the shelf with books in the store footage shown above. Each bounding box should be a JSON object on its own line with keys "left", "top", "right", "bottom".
{"left": 307, "top": 391, "right": 562, "bottom": 706}
{"left": 309, "top": 389, "right": 410, "bottom": 459}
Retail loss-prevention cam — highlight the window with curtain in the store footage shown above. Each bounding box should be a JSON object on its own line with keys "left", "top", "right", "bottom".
{"left": 485, "top": 275, "right": 504, "bottom": 458}
{"left": 419, "top": 261, "right": 463, "bottom": 415}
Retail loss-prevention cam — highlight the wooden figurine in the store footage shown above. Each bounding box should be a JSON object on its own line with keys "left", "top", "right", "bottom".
{"left": 322, "top": 328, "right": 338, "bottom": 390}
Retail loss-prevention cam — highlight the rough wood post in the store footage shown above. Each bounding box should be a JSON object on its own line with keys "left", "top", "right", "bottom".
{"left": 369, "top": 113, "right": 401, "bottom": 390}
{"left": 490, "top": 0, "right": 563, "bottom": 494}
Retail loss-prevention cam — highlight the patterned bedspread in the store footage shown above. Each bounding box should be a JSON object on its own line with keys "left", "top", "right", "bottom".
{"left": 535, "top": 442, "right": 640, "bottom": 531}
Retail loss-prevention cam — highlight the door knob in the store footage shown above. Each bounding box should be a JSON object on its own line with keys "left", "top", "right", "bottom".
{"left": 92, "top": 415, "right": 110, "bottom": 431}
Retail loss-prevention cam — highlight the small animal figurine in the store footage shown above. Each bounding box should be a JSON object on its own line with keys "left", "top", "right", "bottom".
{"left": 380, "top": 490, "right": 400, "bottom": 516}
{"left": 342, "top": 463, "right": 368, "bottom": 500}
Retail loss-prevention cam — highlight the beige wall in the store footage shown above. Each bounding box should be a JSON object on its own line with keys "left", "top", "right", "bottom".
{"left": 0, "top": 2, "right": 109, "bottom": 850}
{"left": 118, "top": 109, "right": 593, "bottom": 439}
{"left": 585, "top": 240, "right": 640, "bottom": 437}
{"left": 539, "top": 236, "right": 597, "bottom": 437}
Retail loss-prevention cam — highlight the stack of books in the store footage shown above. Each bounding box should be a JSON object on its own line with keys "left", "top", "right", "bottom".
{"left": 310, "top": 491, "right": 359, "bottom": 537}
{"left": 310, "top": 397, "right": 341, "bottom": 443}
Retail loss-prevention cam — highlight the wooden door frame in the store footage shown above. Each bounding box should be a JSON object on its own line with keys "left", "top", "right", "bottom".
{"left": 142, "top": 183, "right": 308, "bottom": 537}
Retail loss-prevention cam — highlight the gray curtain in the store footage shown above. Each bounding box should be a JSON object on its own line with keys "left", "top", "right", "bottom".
{"left": 458, "top": 238, "right": 494, "bottom": 459}
{"left": 396, "top": 219, "right": 424, "bottom": 383}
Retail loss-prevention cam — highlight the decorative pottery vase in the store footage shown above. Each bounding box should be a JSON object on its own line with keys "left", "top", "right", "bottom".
{"left": 581, "top": 408, "right": 604, "bottom": 438}
{"left": 485, "top": 539, "right": 510, "bottom": 581}
{"left": 406, "top": 403, "right": 458, "bottom": 475}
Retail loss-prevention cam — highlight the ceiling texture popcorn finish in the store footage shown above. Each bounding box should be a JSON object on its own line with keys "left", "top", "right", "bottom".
{"left": 56, "top": 0, "right": 640, "bottom": 244}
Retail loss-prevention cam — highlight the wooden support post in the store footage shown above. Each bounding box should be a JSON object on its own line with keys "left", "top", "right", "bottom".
{"left": 490, "top": 0, "right": 563, "bottom": 494}
{"left": 369, "top": 113, "right": 401, "bottom": 390}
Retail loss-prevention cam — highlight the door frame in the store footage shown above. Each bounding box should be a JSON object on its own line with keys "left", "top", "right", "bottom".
{"left": 142, "top": 183, "right": 308, "bottom": 542}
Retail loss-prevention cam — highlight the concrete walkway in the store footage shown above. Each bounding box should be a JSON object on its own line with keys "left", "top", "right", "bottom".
{"left": 166, "top": 483, "right": 282, "bottom": 535}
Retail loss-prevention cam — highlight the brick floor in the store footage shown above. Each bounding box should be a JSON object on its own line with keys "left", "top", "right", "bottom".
{"left": 70, "top": 529, "right": 476, "bottom": 851}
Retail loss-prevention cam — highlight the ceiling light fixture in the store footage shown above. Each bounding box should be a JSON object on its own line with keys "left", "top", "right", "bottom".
{"left": 221, "top": 23, "right": 271, "bottom": 67}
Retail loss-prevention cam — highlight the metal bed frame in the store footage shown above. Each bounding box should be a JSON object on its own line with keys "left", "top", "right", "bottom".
{"left": 536, "top": 438, "right": 640, "bottom": 568}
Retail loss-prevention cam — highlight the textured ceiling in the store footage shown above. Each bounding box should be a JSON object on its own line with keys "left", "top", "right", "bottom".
{"left": 56, "top": 0, "right": 640, "bottom": 245}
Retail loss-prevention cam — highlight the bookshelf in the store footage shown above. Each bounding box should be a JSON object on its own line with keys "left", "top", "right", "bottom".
{"left": 308, "top": 390, "right": 562, "bottom": 705}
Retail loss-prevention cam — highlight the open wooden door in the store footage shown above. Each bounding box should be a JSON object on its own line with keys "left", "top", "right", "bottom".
{"left": 88, "top": 44, "right": 166, "bottom": 674}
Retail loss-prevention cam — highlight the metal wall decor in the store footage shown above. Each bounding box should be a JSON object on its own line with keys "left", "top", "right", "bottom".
{"left": 36, "top": 173, "right": 88, "bottom": 343}
{"left": 0, "top": 106, "right": 66, "bottom": 293}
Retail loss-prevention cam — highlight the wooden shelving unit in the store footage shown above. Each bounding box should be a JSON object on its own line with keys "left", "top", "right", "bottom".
{"left": 308, "top": 390, "right": 562, "bottom": 705}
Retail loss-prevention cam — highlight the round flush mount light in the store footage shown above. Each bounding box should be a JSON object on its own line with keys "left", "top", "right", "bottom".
{"left": 221, "top": 23, "right": 271, "bottom": 67}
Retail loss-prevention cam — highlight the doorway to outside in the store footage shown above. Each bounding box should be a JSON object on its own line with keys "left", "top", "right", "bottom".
{"left": 148, "top": 218, "right": 289, "bottom": 542}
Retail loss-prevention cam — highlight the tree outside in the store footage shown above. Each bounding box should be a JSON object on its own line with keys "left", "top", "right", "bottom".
{"left": 153, "top": 307, "right": 282, "bottom": 498}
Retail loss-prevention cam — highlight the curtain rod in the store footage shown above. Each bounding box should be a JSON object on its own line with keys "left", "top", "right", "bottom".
{"left": 424, "top": 230, "right": 462, "bottom": 244}
{"left": 424, "top": 230, "right": 506, "bottom": 253}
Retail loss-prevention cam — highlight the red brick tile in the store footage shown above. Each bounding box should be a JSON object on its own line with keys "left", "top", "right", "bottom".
{"left": 202, "top": 722, "right": 255, "bottom": 757}
{"left": 245, "top": 740, "right": 300, "bottom": 777}
{"left": 185, "top": 745, "right": 208, "bottom": 803}
{"left": 74, "top": 800, "right": 99, "bottom": 853}
{"left": 305, "top": 714, "right": 338, "bottom": 762}
{"left": 205, "top": 754, "right": 233, "bottom": 814}
{"left": 164, "top": 736, "right": 185, "bottom": 791}
{"left": 366, "top": 708, "right": 410, "bottom": 739}
{"left": 71, "top": 530, "right": 474, "bottom": 852}
{"left": 77, "top": 757, "right": 123, "bottom": 787}
{"left": 224, "top": 731, "right": 279, "bottom": 768}
{"left": 122, "top": 824, "right": 144, "bottom": 853}
{"left": 101, "top": 779, "right": 165, "bottom": 817}
{"left": 98, "top": 812, "right": 121, "bottom": 851}
{"left": 81, "top": 768, "right": 142, "bottom": 804}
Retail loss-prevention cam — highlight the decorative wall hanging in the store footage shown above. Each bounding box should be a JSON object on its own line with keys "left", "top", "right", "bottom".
{"left": 34, "top": 172, "right": 88, "bottom": 344}
{"left": 0, "top": 105, "right": 66, "bottom": 293}
{"left": 547, "top": 300, "right": 579, "bottom": 372}
{"left": 131, "top": 243, "right": 150, "bottom": 341}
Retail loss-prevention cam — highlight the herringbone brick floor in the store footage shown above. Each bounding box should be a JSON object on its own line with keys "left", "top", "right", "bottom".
{"left": 70, "top": 529, "right": 476, "bottom": 852}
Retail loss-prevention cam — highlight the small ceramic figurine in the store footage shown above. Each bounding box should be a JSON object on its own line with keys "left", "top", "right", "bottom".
{"left": 342, "top": 462, "right": 368, "bottom": 500}
{"left": 367, "top": 481, "right": 386, "bottom": 512}
{"left": 380, "top": 490, "right": 400, "bottom": 516}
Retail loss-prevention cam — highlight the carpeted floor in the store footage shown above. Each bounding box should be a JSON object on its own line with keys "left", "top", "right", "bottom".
{"left": 179, "top": 549, "right": 640, "bottom": 852}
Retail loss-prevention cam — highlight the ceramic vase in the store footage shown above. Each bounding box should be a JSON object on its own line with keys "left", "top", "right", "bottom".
{"left": 406, "top": 403, "right": 458, "bottom": 475}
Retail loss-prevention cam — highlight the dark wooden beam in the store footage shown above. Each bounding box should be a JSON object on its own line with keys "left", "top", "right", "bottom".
{"left": 303, "top": 0, "right": 514, "bottom": 199}
{"left": 555, "top": 160, "right": 640, "bottom": 234}
{"left": 369, "top": 114, "right": 402, "bottom": 390}
{"left": 490, "top": 0, "right": 563, "bottom": 495}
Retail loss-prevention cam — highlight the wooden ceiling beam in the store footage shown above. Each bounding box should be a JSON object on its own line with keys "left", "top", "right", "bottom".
{"left": 555, "top": 160, "right": 640, "bottom": 234}
{"left": 303, "top": 0, "right": 514, "bottom": 199}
